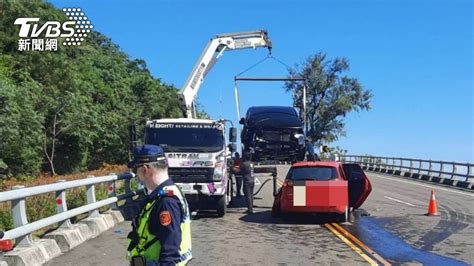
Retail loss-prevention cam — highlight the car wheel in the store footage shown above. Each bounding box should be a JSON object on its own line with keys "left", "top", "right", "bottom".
{"left": 271, "top": 198, "right": 282, "bottom": 217}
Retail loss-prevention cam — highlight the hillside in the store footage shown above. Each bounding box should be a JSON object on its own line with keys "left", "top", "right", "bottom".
{"left": 0, "top": 0, "right": 183, "bottom": 178}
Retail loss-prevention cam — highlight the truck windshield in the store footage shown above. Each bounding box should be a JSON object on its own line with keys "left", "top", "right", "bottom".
{"left": 145, "top": 124, "right": 224, "bottom": 152}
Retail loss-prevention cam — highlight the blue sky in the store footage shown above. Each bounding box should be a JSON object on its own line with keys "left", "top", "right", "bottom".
{"left": 49, "top": 0, "right": 473, "bottom": 162}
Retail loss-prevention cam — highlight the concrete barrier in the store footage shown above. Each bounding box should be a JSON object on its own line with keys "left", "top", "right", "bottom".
{"left": 2, "top": 239, "right": 61, "bottom": 266}
{"left": 442, "top": 179, "right": 455, "bottom": 186}
{"left": 420, "top": 175, "right": 431, "bottom": 181}
{"left": 74, "top": 222, "right": 93, "bottom": 241}
{"left": 102, "top": 213, "right": 116, "bottom": 229}
{"left": 43, "top": 226, "right": 86, "bottom": 253}
{"left": 78, "top": 216, "right": 110, "bottom": 238}
{"left": 366, "top": 169, "right": 473, "bottom": 191}
{"left": 455, "top": 181, "right": 471, "bottom": 189}
{"left": 0, "top": 211, "right": 126, "bottom": 266}
{"left": 107, "top": 210, "right": 125, "bottom": 225}
{"left": 411, "top": 173, "right": 421, "bottom": 179}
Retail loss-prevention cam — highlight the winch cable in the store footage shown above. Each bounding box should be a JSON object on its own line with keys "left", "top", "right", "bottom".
{"left": 234, "top": 52, "right": 293, "bottom": 78}
{"left": 233, "top": 53, "right": 302, "bottom": 133}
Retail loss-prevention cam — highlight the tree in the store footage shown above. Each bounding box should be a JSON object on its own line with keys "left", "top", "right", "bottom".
{"left": 285, "top": 53, "right": 372, "bottom": 145}
{"left": 0, "top": 0, "right": 185, "bottom": 177}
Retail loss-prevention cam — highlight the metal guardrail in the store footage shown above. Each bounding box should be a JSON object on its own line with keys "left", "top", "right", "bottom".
{"left": 338, "top": 155, "right": 473, "bottom": 182}
{"left": 0, "top": 172, "right": 139, "bottom": 247}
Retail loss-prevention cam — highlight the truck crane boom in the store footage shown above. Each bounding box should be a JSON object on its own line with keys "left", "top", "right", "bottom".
{"left": 178, "top": 30, "right": 272, "bottom": 118}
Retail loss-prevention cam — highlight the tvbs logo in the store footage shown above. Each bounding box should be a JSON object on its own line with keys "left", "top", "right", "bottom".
{"left": 15, "top": 18, "right": 75, "bottom": 38}
{"left": 14, "top": 8, "right": 93, "bottom": 52}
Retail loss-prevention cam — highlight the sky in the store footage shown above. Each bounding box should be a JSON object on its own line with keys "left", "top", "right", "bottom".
{"left": 48, "top": 0, "right": 473, "bottom": 162}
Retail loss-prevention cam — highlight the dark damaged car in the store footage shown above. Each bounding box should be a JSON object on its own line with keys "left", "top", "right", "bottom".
{"left": 240, "top": 106, "right": 315, "bottom": 163}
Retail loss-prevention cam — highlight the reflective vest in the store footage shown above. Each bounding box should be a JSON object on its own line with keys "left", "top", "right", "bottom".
{"left": 127, "top": 184, "right": 192, "bottom": 265}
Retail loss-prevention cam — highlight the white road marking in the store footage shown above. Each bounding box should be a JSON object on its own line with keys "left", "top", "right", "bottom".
{"left": 384, "top": 196, "right": 417, "bottom": 207}
{"left": 371, "top": 174, "right": 474, "bottom": 197}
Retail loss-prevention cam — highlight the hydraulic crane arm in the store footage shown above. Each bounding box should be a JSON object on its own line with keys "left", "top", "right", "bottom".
{"left": 178, "top": 30, "right": 272, "bottom": 118}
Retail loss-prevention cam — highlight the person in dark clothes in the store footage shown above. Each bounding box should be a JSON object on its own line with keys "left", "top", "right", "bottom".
{"left": 231, "top": 152, "right": 243, "bottom": 197}
{"left": 241, "top": 154, "right": 255, "bottom": 214}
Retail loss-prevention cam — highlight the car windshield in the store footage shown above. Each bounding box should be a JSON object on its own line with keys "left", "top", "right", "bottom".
{"left": 289, "top": 167, "right": 337, "bottom": 181}
{"left": 145, "top": 123, "right": 224, "bottom": 152}
{"left": 247, "top": 113, "right": 302, "bottom": 128}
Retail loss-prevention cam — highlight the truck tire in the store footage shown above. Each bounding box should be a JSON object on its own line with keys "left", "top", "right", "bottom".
{"left": 216, "top": 195, "right": 226, "bottom": 217}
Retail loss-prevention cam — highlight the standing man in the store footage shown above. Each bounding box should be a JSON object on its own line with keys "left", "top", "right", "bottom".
{"left": 231, "top": 152, "right": 243, "bottom": 197}
{"left": 241, "top": 154, "right": 255, "bottom": 214}
{"left": 127, "top": 145, "right": 192, "bottom": 265}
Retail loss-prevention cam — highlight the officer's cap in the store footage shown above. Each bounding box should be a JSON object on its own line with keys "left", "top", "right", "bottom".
{"left": 128, "top": 145, "right": 167, "bottom": 169}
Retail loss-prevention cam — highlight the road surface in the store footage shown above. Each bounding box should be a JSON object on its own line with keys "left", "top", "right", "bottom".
{"left": 46, "top": 165, "right": 474, "bottom": 265}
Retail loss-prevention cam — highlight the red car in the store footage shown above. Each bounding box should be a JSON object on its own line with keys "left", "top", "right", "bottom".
{"left": 271, "top": 161, "right": 372, "bottom": 222}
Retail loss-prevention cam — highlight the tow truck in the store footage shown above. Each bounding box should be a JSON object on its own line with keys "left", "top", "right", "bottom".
{"left": 132, "top": 31, "right": 272, "bottom": 216}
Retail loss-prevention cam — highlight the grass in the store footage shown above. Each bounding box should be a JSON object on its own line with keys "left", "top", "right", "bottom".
{"left": 0, "top": 163, "right": 129, "bottom": 239}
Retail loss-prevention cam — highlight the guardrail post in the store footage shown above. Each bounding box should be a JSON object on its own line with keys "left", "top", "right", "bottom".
{"left": 451, "top": 163, "right": 456, "bottom": 180}
{"left": 55, "top": 179, "right": 72, "bottom": 228}
{"left": 107, "top": 173, "right": 118, "bottom": 210}
{"left": 86, "top": 175, "right": 100, "bottom": 217}
{"left": 440, "top": 162, "right": 444, "bottom": 177}
{"left": 418, "top": 160, "right": 422, "bottom": 175}
{"left": 409, "top": 159, "right": 413, "bottom": 175}
{"left": 467, "top": 164, "right": 472, "bottom": 182}
{"left": 399, "top": 158, "right": 403, "bottom": 172}
{"left": 391, "top": 158, "right": 396, "bottom": 170}
{"left": 428, "top": 161, "right": 433, "bottom": 176}
{"left": 11, "top": 185, "right": 32, "bottom": 247}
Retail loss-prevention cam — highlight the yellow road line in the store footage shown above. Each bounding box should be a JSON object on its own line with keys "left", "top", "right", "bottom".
{"left": 277, "top": 178, "right": 388, "bottom": 264}
{"left": 325, "top": 223, "right": 378, "bottom": 265}
{"left": 331, "top": 223, "right": 391, "bottom": 266}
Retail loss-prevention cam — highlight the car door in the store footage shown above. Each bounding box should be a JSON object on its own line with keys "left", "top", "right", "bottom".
{"left": 342, "top": 163, "right": 372, "bottom": 209}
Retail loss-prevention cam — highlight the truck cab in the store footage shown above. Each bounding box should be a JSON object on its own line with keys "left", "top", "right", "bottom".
{"left": 144, "top": 118, "right": 236, "bottom": 216}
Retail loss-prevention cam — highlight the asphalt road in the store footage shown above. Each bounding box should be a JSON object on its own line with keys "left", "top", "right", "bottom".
{"left": 46, "top": 165, "right": 474, "bottom": 265}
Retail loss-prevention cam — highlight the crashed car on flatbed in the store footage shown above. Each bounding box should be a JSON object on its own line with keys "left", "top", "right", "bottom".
{"left": 271, "top": 161, "right": 372, "bottom": 222}
{"left": 240, "top": 106, "right": 313, "bottom": 163}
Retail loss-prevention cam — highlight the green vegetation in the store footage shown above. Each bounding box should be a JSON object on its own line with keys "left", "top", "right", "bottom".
{"left": 0, "top": 0, "right": 184, "bottom": 178}
{"left": 285, "top": 53, "right": 372, "bottom": 145}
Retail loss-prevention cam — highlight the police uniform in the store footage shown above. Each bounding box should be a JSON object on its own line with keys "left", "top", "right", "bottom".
{"left": 127, "top": 145, "right": 192, "bottom": 266}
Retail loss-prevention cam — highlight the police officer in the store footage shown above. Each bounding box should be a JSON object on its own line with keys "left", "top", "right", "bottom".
{"left": 127, "top": 145, "right": 192, "bottom": 265}
{"left": 241, "top": 154, "right": 254, "bottom": 214}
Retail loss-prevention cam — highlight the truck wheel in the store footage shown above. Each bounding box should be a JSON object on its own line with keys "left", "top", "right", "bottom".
{"left": 217, "top": 196, "right": 226, "bottom": 217}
